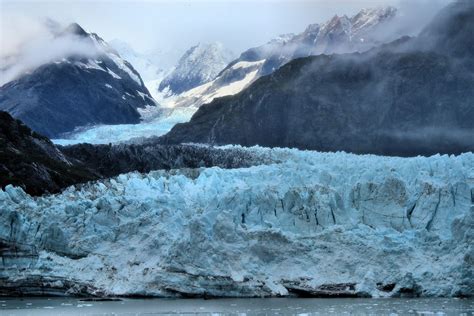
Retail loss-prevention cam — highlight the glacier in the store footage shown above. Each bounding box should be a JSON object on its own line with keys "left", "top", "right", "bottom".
{"left": 52, "top": 107, "right": 195, "bottom": 146}
{"left": 1, "top": 146, "right": 473, "bottom": 298}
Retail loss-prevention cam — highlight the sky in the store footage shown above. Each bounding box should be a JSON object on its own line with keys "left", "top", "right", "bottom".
{"left": 1, "top": 0, "right": 453, "bottom": 67}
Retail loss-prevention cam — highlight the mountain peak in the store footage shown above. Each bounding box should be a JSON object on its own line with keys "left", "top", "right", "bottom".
{"left": 183, "top": 42, "right": 229, "bottom": 60}
{"left": 351, "top": 6, "right": 397, "bottom": 34}
{"left": 0, "top": 24, "right": 156, "bottom": 138}
{"left": 304, "top": 23, "right": 320, "bottom": 35}
{"left": 161, "top": 0, "right": 474, "bottom": 156}
{"left": 159, "top": 42, "right": 234, "bottom": 94}
{"left": 64, "top": 22, "right": 88, "bottom": 37}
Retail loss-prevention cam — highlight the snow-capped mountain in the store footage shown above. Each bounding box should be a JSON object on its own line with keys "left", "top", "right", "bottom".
{"left": 168, "top": 60, "right": 265, "bottom": 110}
{"left": 169, "top": 6, "right": 398, "bottom": 110}
{"left": 237, "top": 6, "right": 398, "bottom": 74}
{"left": 159, "top": 42, "right": 234, "bottom": 95}
{"left": 162, "top": 2, "right": 474, "bottom": 156}
{"left": 0, "top": 23, "right": 156, "bottom": 138}
{"left": 48, "top": 6, "right": 401, "bottom": 145}
{"left": 108, "top": 39, "right": 164, "bottom": 82}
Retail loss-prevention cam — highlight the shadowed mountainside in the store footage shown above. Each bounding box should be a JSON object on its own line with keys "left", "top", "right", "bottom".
{"left": 0, "top": 23, "right": 156, "bottom": 138}
{"left": 161, "top": 1, "right": 474, "bottom": 157}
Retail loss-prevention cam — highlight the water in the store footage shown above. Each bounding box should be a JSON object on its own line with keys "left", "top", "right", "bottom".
{"left": 0, "top": 298, "right": 472, "bottom": 316}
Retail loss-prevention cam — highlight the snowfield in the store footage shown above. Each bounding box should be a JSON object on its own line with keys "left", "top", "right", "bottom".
{"left": 1, "top": 146, "right": 473, "bottom": 297}
{"left": 166, "top": 59, "right": 265, "bottom": 109}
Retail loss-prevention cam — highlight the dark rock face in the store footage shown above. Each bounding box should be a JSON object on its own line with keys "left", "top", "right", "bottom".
{"left": 0, "top": 23, "right": 156, "bottom": 138}
{"left": 60, "top": 140, "right": 265, "bottom": 179}
{"left": 282, "top": 281, "right": 364, "bottom": 298}
{"left": 417, "top": 0, "right": 474, "bottom": 59}
{"left": 0, "top": 275, "right": 103, "bottom": 297}
{"left": 0, "top": 111, "right": 265, "bottom": 196}
{"left": 161, "top": 2, "right": 474, "bottom": 157}
{"left": 0, "top": 111, "right": 97, "bottom": 196}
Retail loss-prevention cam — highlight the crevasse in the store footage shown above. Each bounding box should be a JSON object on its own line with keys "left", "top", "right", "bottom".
{"left": 1, "top": 147, "right": 473, "bottom": 298}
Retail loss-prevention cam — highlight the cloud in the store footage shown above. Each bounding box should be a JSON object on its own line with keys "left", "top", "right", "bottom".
{"left": 382, "top": 0, "right": 454, "bottom": 38}
{"left": 0, "top": 15, "right": 100, "bottom": 86}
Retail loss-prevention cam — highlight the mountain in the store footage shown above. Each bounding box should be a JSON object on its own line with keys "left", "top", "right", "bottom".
{"left": 0, "top": 111, "right": 97, "bottom": 196}
{"left": 169, "top": 7, "right": 398, "bottom": 110}
{"left": 108, "top": 39, "right": 164, "bottom": 82}
{"left": 158, "top": 42, "right": 234, "bottom": 95}
{"left": 161, "top": 1, "right": 474, "bottom": 157}
{"left": 0, "top": 23, "right": 156, "bottom": 138}
{"left": 230, "top": 6, "right": 398, "bottom": 76}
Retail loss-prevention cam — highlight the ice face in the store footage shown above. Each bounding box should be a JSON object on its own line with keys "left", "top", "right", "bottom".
{"left": 0, "top": 146, "right": 473, "bottom": 298}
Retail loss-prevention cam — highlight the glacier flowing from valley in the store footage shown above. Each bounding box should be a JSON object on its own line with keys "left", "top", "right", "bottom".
{"left": 52, "top": 107, "right": 195, "bottom": 146}
{"left": 1, "top": 146, "right": 473, "bottom": 297}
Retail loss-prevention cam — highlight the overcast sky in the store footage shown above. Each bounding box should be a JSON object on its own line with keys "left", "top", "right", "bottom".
{"left": 1, "top": 0, "right": 453, "bottom": 63}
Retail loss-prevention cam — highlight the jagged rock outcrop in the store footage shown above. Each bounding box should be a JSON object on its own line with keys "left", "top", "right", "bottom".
{"left": 1, "top": 147, "right": 473, "bottom": 297}
{"left": 161, "top": 1, "right": 474, "bottom": 156}
{"left": 60, "top": 140, "right": 266, "bottom": 179}
{"left": 0, "top": 23, "right": 156, "bottom": 138}
{"left": 0, "top": 111, "right": 97, "bottom": 196}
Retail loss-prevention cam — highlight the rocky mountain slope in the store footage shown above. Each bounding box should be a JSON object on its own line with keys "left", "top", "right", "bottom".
{"left": 158, "top": 42, "right": 234, "bottom": 95}
{"left": 0, "top": 111, "right": 97, "bottom": 196}
{"left": 1, "top": 146, "right": 473, "bottom": 297}
{"left": 169, "top": 6, "right": 398, "bottom": 110}
{"left": 0, "top": 23, "right": 156, "bottom": 138}
{"left": 162, "top": 1, "right": 474, "bottom": 156}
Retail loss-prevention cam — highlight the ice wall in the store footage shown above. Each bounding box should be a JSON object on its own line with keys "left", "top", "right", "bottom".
{"left": 1, "top": 147, "right": 473, "bottom": 297}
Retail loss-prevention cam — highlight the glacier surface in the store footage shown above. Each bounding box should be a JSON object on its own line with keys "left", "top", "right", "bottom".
{"left": 1, "top": 147, "right": 473, "bottom": 297}
{"left": 52, "top": 107, "right": 195, "bottom": 146}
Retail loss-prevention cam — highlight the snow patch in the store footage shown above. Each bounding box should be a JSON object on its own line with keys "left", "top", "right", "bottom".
{"left": 168, "top": 60, "right": 265, "bottom": 109}
{"left": 107, "top": 69, "right": 121, "bottom": 80}
{"left": 107, "top": 51, "right": 142, "bottom": 86}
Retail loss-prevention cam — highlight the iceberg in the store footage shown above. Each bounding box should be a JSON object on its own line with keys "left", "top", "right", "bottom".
{"left": 0, "top": 146, "right": 473, "bottom": 297}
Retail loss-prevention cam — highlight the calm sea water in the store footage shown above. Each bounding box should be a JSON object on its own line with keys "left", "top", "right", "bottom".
{"left": 0, "top": 297, "right": 473, "bottom": 316}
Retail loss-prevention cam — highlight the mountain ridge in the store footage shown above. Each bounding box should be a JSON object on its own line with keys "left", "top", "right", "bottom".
{"left": 160, "top": 1, "right": 474, "bottom": 156}
{"left": 0, "top": 22, "right": 156, "bottom": 138}
{"left": 167, "top": 6, "right": 399, "bottom": 111}
{"left": 159, "top": 42, "right": 234, "bottom": 95}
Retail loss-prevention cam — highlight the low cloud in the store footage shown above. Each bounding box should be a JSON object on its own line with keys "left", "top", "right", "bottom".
{"left": 371, "top": 0, "right": 454, "bottom": 42}
{"left": 0, "top": 15, "right": 99, "bottom": 86}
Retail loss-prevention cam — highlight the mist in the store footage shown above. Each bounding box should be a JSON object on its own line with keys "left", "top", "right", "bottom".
{"left": 0, "top": 0, "right": 455, "bottom": 87}
{"left": 368, "top": 0, "right": 454, "bottom": 43}
{"left": 0, "top": 16, "right": 99, "bottom": 86}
